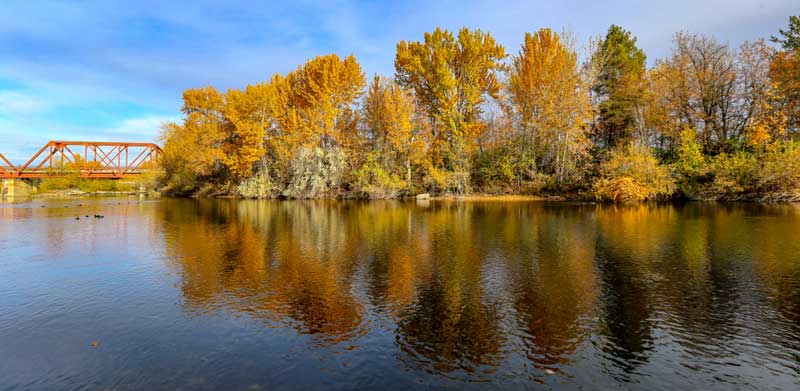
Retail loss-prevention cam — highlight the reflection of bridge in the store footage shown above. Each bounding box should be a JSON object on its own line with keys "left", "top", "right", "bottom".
{"left": 0, "top": 141, "right": 161, "bottom": 179}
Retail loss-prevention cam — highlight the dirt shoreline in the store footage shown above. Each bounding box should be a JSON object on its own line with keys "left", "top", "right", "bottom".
{"left": 32, "top": 190, "right": 155, "bottom": 198}
{"left": 428, "top": 194, "right": 557, "bottom": 201}
{"left": 19, "top": 189, "right": 800, "bottom": 203}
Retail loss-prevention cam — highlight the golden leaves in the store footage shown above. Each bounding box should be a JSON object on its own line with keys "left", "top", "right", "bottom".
{"left": 161, "top": 55, "right": 367, "bottom": 188}
{"left": 506, "top": 29, "right": 591, "bottom": 182}
{"left": 267, "top": 54, "right": 366, "bottom": 162}
{"left": 395, "top": 28, "right": 506, "bottom": 167}
{"left": 362, "top": 76, "right": 426, "bottom": 181}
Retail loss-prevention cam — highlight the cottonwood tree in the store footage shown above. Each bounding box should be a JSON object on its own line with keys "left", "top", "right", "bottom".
{"left": 506, "top": 28, "right": 591, "bottom": 185}
{"left": 160, "top": 86, "right": 227, "bottom": 192}
{"left": 362, "top": 76, "right": 427, "bottom": 183}
{"left": 395, "top": 27, "right": 506, "bottom": 179}
{"left": 223, "top": 83, "right": 269, "bottom": 179}
{"left": 651, "top": 33, "right": 744, "bottom": 151}
{"left": 264, "top": 54, "right": 366, "bottom": 175}
{"left": 738, "top": 40, "right": 786, "bottom": 147}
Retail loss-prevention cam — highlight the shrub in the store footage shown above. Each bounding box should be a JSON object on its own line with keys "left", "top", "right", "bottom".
{"left": 448, "top": 170, "right": 471, "bottom": 195}
{"left": 473, "top": 146, "right": 517, "bottom": 192}
{"left": 352, "top": 156, "right": 406, "bottom": 199}
{"left": 159, "top": 159, "right": 202, "bottom": 195}
{"left": 422, "top": 166, "right": 448, "bottom": 194}
{"left": 522, "top": 172, "right": 551, "bottom": 194}
{"left": 593, "top": 177, "right": 655, "bottom": 203}
{"left": 673, "top": 127, "right": 708, "bottom": 197}
{"left": 37, "top": 175, "right": 134, "bottom": 193}
{"left": 236, "top": 160, "right": 278, "bottom": 198}
{"left": 593, "top": 143, "right": 676, "bottom": 202}
{"left": 37, "top": 175, "right": 81, "bottom": 192}
{"left": 283, "top": 147, "right": 348, "bottom": 199}
{"left": 758, "top": 141, "right": 800, "bottom": 194}
{"left": 708, "top": 152, "right": 759, "bottom": 195}
{"left": 423, "top": 166, "right": 471, "bottom": 195}
{"left": 131, "top": 170, "right": 164, "bottom": 192}
{"left": 78, "top": 179, "right": 126, "bottom": 193}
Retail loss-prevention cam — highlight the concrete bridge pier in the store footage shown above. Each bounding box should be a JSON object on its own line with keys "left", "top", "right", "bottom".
{"left": 1, "top": 179, "right": 36, "bottom": 198}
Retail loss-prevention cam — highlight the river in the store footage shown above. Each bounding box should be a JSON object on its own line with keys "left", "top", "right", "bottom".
{"left": 1, "top": 198, "right": 799, "bottom": 390}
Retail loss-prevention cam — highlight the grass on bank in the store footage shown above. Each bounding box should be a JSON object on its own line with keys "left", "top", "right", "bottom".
{"left": 35, "top": 170, "right": 162, "bottom": 194}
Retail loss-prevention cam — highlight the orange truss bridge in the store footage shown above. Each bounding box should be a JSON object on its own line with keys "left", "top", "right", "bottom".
{"left": 0, "top": 141, "right": 161, "bottom": 179}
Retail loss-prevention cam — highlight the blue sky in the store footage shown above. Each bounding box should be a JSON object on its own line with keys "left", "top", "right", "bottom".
{"left": 0, "top": 0, "right": 796, "bottom": 162}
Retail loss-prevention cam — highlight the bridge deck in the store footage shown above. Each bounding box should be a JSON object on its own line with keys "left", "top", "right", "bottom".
{"left": 0, "top": 141, "right": 160, "bottom": 179}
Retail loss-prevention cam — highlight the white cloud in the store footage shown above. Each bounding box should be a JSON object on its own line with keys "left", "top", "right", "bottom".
{"left": 0, "top": 91, "right": 50, "bottom": 115}
{"left": 106, "top": 115, "right": 180, "bottom": 136}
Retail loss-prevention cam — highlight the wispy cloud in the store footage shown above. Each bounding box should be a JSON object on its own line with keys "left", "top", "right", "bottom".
{"left": 105, "top": 115, "right": 180, "bottom": 137}
{"left": 0, "top": 91, "right": 50, "bottom": 116}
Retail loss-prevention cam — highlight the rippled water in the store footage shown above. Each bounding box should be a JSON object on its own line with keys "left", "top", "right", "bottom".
{"left": 1, "top": 198, "right": 799, "bottom": 390}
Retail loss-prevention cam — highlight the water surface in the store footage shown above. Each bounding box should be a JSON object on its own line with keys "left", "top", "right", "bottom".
{"left": 1, "top": 198, "right": 799, "bottom": 390}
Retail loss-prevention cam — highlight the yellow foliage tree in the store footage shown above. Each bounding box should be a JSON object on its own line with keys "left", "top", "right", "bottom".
{"left": 160, "top": 86, "right": 227, "bottom": 192}
{"left": 162, "top": 84, "right": 271, "bottom": 189}
{"left": 363, "top": 76, "right": 427, "bottom": 183}
{"left": 745, "top": 85, "right": 788, "bottom": 148}
{"left": 223, "top": 83, "right": 269, "bottom": 179}
{"left": 264, "top": 54, "right": 366, "bottom": 172}
{"left": 769, "top": 50, "right": 800, "bottom": 134}
{"left": 395, "top": 27, "right": 506, "bottom": 171}
{"left": 506, "top": 28, "right": 591, "bottom": 184}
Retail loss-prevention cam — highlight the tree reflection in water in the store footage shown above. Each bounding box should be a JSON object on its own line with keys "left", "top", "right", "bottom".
{"left": 157, "top": 199, "right": 800, "bottom": 382}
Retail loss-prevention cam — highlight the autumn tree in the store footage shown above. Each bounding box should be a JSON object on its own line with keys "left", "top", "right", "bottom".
{"left": 506, "top": 28, "right": 591, "bottom": 185}
{"left": 161, "top": 84, "right": 271, "bottom": 189}
{"left": 362, "top": 76, "right": 426, "bottom": 183}
{"left": 223, "top": 83, "right": 269, "bottom": 179}
{"left": 591, "top": 25, "right": 648, "bottom": 147}
{"left": 738, "top": 40, "right": 786, "bottom": 147}
{"left": 770, "top": 16, "right": 800, "bottom": 135}
{"left": 292, "top": 54, "right": 365, "bottom": 150}
{"left": 769, "top": 53, "right": 800, "bottom": 135}
{"left": 395, "top": 27, "right": 506, "bottom": 183}
{"left": 264, "top": 54, "right": 366, "bottom": 176}
{"left": 363, "top": 75, "right": 387, "bottom": 153}
{"left": 160, "top": 86, "right": 227, "bottom": 192}
{"left": 650, "top": 33, "right": 755, "bottom": 151}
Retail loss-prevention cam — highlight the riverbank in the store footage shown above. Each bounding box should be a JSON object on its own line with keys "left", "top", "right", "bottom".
{"left": 32, "top": 189, "right": 158, "bottom": 198}
{"left": 211, "top": 189, "right": 800, "bottom": 203}
{"left": 38, "top": 189, "right": 800, "bottom": 203}
{"left": 429, "top": 194, "right": 557, "bottom": 202}
{"left": 691, "top": 190, "right": 800, "bottom": 203}
{"left": 16, "top": 184, "right": 800, "bottom": 203}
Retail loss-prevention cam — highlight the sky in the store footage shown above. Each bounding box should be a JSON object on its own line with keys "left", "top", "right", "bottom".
{"left": 0, "top": 0, "right": 796, "bottom": 162}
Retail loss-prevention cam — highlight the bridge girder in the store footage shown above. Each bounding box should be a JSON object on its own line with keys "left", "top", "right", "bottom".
{"left": 0, "top": 141, "right": 161, "bottom": 179}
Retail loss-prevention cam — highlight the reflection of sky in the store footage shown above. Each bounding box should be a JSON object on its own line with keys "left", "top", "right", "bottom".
{"left": 1, "top": 0, "right": 797, "bottom": 162}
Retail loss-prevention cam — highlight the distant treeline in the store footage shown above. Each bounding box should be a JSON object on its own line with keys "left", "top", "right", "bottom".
{"left": 159, "top": 17, "right": 800, "bottom": 202}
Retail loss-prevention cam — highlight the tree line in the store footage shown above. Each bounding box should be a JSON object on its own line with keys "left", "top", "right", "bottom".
{"left": 159, "top": 17, "right": 800, "bottom": 201}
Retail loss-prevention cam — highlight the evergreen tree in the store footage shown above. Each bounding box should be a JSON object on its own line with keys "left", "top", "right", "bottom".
{"left": 771, "top": 15, "right": 800, "bottom": 51}
{"left": 592, "top": 25, "right": 647, "bottom": 147}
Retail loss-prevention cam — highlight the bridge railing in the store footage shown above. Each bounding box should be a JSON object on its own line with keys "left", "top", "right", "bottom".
{"left": 0, "top": 141, "right": 161, "bottom": 179}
